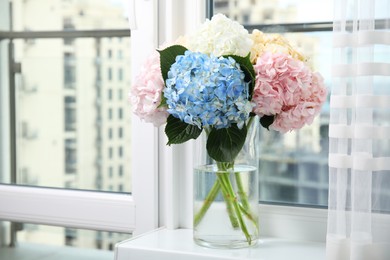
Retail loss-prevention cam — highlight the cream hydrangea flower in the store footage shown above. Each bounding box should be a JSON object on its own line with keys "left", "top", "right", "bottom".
{"left": 188, "top": 13, "right": 253, "bottom": 57}
{"left": 250, "top": 29, "right": 306, "bottom": 63}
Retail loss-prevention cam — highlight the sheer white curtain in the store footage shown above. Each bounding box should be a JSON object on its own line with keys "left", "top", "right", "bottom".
{"left": 327, "top": 0, "right": 390, "bottom": 259}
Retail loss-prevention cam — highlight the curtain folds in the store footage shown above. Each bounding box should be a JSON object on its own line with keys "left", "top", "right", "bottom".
{"left": 327, "top": 0, "right": 390, "bottom": 259}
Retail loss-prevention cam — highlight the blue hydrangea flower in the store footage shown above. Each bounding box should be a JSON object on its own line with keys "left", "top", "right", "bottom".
{"left": 163, "top": 50, "right": 252, "bottom": 129}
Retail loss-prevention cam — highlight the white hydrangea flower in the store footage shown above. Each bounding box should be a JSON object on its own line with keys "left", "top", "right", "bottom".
{"left": 188, "top": 13, "right": 253, "bottom": 57}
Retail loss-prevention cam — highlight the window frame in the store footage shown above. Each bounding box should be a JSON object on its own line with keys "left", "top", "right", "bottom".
{"left": 0, "top": 185, "right": 136, "bottom": 232}
{"left": 0, "top": 0, "right": 159, "bottom": 236}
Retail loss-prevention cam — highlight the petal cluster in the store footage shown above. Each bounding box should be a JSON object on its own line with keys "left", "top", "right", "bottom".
{"left": 164, "top": 51, "right": 252, "bottom": 129}
{"left": 252, "top": 52, "right": 327, "bottom": 132}
{"left": 188, "top": 14, "right": 253, "bottom": 57}
{"left": 250, "top": 29, "right": 306, "bottom": 64}
{"left": 130, "top": 51, "right": 169, "bottom": 126}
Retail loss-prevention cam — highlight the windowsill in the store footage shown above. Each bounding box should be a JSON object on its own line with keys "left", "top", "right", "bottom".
{"left": 114, "top": 228, "right": 326, "bottom": 260}
{"left": 0, "top": 242, "right": 114, "bottom": 260}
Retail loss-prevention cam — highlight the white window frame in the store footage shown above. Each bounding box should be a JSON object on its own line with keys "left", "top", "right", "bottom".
{"left": 0, "top": 0, "right": 159, "bottom": 236}
{"left": 0, "top": 0, "right": 329, "bottom": 245}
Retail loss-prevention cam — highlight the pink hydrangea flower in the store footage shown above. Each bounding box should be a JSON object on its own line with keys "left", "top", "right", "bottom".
{"left": 252, "top": 52, "right": 327, "bottom": 133}
{"left": 130, "top": 51, "right": 169, "bottom": 126}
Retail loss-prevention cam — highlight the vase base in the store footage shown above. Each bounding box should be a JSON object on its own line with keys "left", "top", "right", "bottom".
{"left": 193, "top": 237, "right": 259, "bottom": 249}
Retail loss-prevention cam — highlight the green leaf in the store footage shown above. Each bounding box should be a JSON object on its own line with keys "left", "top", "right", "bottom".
{"left": 260, "top": 115, "right": 275, "bottom": 130}
{"left": 206, "top": 124, "right": 247, "bottom": 163}
{"left": 158, "top": 45, "right": 188, "bottom": 82}
{"left": 224, "top": 54, "right": 256, "bottom": 98}
{"left": 165, "top": 115, "right": 202, "bottom": 145}
{"left": 157, "top": 95, "right": 167, "bottom": 109}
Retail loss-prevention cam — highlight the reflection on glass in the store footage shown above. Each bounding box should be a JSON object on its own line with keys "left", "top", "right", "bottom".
{"left": 214, "top": 0, "right": 331, "bottom": 207}
{"left": 16, "top": 224, "right": 130, "bottom": 252}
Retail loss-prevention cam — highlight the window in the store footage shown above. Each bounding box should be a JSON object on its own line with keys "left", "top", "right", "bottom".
{"left": 65, "top": 96, "right": 76, "bottom": 104}
{"left": 118, "top": 108, "right": 123, "bottom": 119}
{"left": 108, "top": 147, "right": 113, "bottom": 159}
{"left": 108, "top": 128, "right": 113, "bottom": 139}
{"left": 64, "top": 53, "right": 76, "bottom": 88}
{"left": 214, "top": 1, "right": 229, "bottom": 9}
{"left": 0, "top": 0, "right": 159, "bottom": 252}
{"left": 126, "top": 0, "right": 328, "bottom": 242}
{"left": 65, "top": 139, "right": 77, "bottom": 174}
{"left": 118, "top": 165, "right": 123, "bottom": 177}
{"left": 65, "top": 107, "right": 76, "bottom": 131}
{"left": 1, "top": 1, "right": 331, "bottom": 255}
{"left": 108, "top": 67, "right": 112, "bottom": 81}
{"left": 109, "top": 166, "right": 113, "bottom": 178}
{"left": 118, "top": 127, "right": 123, "bottom": 138}
{"left": 213, "top": 0, "right": 332, "bottom": 208}
{"left": 108, "top": 89, "right": 112, "bottom": 100}
{"left": 64, "top": 96, "right": 77, "bottom": 132}
{"left": 63, "top": 17, "right": 75, "bottom": 45}
{"left": 108, "top": 108, "right": 113, "bottom": 119}
{"left": 118, "top": 68, "right": 123, "bottom": 81}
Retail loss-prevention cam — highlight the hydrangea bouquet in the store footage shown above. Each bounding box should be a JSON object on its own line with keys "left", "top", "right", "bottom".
{"left": 131, "top": 14, "right": 327, "bottom": 246}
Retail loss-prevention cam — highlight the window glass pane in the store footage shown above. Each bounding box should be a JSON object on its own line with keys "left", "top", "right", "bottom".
{"left": 12, "top": 0, "right": 129, "bottom": 30}
{"left": 213, "top": 0, "right": 333, "bottom": 24}
{"left": 13, "top": 37, "right": 132, "bottom": 192}
{"left": 255, "top": 32, "right": 331, "bottom": 206}
{"left": 213, "top": 1, "right": 331, "bottom": 207}
{"left": 12, "top": 223, "right": 130, "bottom": 252}
{"left": 1, "top": 0, "right": 132, "bottom": 193}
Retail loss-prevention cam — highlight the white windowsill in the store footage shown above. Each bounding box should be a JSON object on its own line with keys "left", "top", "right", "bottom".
{"left": 114, "top": 228, "right": 326, "bottom": 260}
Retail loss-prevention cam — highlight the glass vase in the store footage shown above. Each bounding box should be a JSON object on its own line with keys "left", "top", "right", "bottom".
{"left": 193, "top": 119, "right": 260, "bottom": 249}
